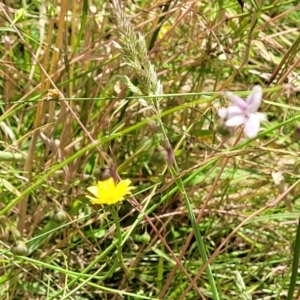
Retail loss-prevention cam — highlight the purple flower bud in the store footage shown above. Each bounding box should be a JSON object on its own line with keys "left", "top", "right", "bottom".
{"left": 166, "top": 147, "right": 174, "bottom": 168}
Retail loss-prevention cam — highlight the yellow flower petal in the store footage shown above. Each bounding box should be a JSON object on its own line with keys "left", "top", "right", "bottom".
{"left": 86, "top": 177, "right": 135, "bottom": 206}
{"left": 87, "top": 186, "right": 98, "bottom": 198}
{"left": 86, "top": 195, "right": 99, "bottom": 203}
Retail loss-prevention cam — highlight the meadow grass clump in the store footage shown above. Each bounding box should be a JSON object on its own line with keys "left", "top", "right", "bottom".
{"left": 0, "top": 1, "right": 299, "bottom": 299}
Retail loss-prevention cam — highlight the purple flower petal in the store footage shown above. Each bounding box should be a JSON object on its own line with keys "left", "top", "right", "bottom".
{"left": 246, "top": 85, "right": 262, "bottom": 113}
{"left": 226, "top": 106, "right": 244, "bottom": 119}
{"left": 225, "top": 115, "right": 245, "bottom": 127}
{"left": 256, "top": 112, "right": 267, "bottom": 122}
{"left": 218, "top": 108, "right": 228, "bottom": 119}
{"left": 218, "top": 106, "right": 244, "bottom": 122}
{"left": 225, "top": 91, "right": 248, "bottom": 110}
{"left": 244, "top": 113, "right": 260, "bottom": 138}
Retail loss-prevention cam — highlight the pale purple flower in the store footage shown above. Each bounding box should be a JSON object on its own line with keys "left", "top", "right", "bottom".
{"left": 218, "top": 85, "right": 267, "bottom": 138}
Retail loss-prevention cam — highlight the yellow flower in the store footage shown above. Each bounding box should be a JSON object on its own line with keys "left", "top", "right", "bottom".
{"left": 86, "top": 177, "right": 134, "bottom": 205}
{"left": 158, "top": 24, "right": 170, "bottom": 39}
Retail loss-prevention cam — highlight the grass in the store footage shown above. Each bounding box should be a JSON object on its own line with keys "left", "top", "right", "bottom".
{"left": 0, "top": 0, "right": 300, "bottom": 299}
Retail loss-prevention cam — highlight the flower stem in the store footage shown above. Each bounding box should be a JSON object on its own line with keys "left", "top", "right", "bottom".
{"left": 111, "top": 206, "right": 129, "bottom": 277}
